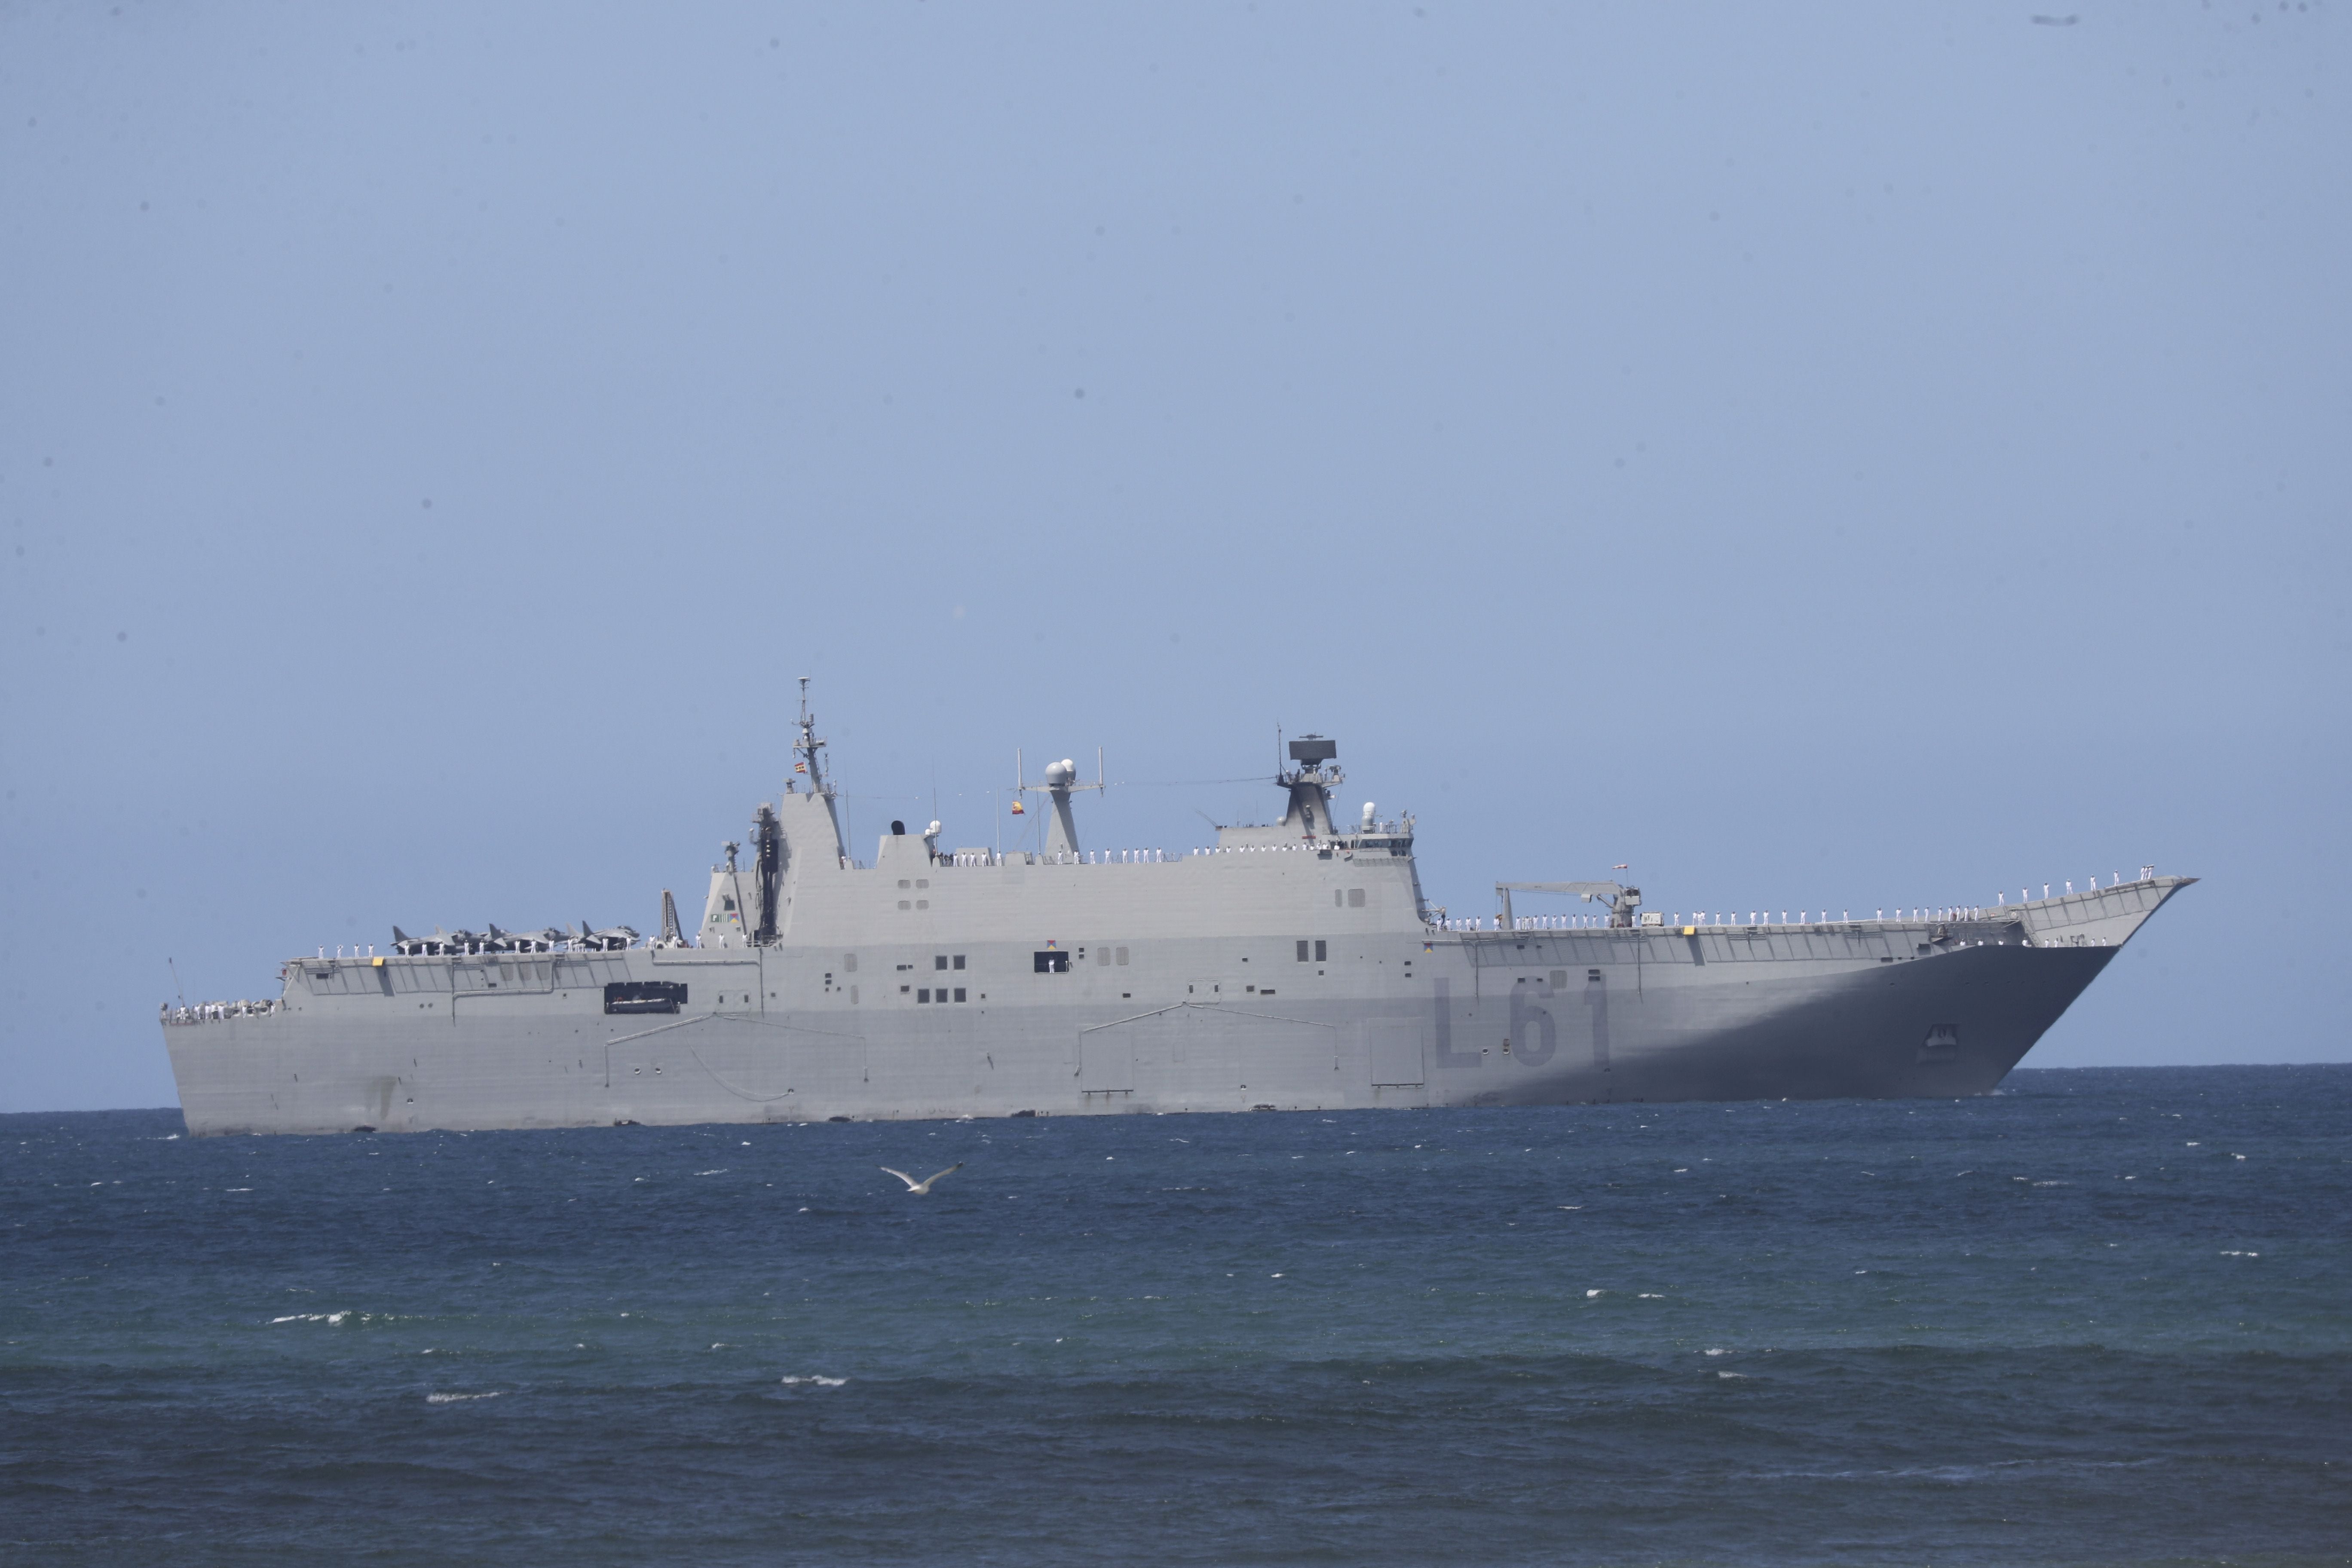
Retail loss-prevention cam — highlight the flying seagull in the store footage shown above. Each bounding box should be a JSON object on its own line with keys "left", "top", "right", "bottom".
{"left": 880, "top": 1162, "right": 963, "bottom": 1195}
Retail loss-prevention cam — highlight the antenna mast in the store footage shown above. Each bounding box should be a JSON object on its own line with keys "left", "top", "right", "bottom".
{"left": 792, "top": 676, "right": 851, "bottom": 868}
{"left": 794, "top": 676, "right": 833, "bottom": 799}
{"left": 1014, "top": 744, "right": 1107, "bottom": 858}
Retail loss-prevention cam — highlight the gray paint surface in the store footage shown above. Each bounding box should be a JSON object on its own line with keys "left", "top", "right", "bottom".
{"left": 162, "top": 748, "right": 2190, "bottom": 1133}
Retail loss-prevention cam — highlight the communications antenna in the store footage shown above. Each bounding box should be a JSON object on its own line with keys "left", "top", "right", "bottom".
{"left": 791, "top": 677, "right": 850, "bottom": 868}
{"left": 1014, "top": 746, "right": 1106, "bottom": 858}
{"left": 793, "top": 677, "right": 833, "bottom": 800}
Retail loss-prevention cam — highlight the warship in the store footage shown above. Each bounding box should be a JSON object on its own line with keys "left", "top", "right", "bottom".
{"left": 162, "top": 685, "right": 2193, "bottom": 1135}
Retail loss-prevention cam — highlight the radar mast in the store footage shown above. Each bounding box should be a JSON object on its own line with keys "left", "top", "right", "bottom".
{"left": 1014, "top": 747, "right": 1105, "bottom": 858}
{"left": 789, "top": 677, "right": 849, "bottom": 869}
{"left": 1276, "top": 733, "right": 1342, "bottom": 840}
{"left": 793, "top": 677, "right": 833, "bottom": 801}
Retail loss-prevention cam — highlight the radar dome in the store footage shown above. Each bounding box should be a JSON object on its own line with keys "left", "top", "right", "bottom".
{"left": 1045, "top": 759, "right": 1076, "bottom": 786}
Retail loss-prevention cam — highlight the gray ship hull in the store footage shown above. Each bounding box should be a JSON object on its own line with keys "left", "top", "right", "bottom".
{"left": 165, "top": 870, "right": 2187, "bottom": 1136}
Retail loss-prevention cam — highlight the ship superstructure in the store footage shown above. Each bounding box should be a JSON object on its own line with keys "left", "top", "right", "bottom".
{"left": 162, "top": 688, "right": 2192, "bottom": 1135}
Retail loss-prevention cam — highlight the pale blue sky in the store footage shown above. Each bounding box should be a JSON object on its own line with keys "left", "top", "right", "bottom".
{"left": 3, "top": 3, "right": 2345, "bottom": 1110}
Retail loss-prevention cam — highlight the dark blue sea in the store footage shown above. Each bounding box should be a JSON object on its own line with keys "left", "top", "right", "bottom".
{"left": 5, "top": 1066, "right": 2347, "bottom": 1566}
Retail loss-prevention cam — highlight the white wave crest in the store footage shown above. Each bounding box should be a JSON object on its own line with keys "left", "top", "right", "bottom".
{"left": 779, "top": 1375, "right": 848, "bottom": 1387}
{"left": 427, "top": 1391, "right": 503, "bottom": 1403}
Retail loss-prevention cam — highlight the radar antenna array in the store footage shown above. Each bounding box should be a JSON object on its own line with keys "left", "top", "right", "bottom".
{"left": 1012, "top": 746, "right": 1108, "bottom": 802}
{"left": 1011, "top": 747, "right": 1105, "bottom": 858}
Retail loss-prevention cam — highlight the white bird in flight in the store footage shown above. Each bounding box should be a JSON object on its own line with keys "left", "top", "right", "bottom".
{"left": 880, "top": 1162, "right": 963, "bottom": 1195}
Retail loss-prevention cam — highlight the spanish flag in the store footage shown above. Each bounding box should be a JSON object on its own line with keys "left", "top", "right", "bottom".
{"left": 1010, "top": 800, "right": 1026, "bottom": 815}
{"left": 793, "top": 762, "right": 807, "bottom": 774}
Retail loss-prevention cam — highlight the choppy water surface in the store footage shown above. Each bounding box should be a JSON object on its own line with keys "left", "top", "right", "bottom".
{"left": 4, "top": 1066, "right": 2347, "bottom": 1566}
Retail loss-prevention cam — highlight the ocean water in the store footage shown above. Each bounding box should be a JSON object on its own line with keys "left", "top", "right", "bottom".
{"left": 3, "top": 1066, "right": 2347, "bottom": 1567}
